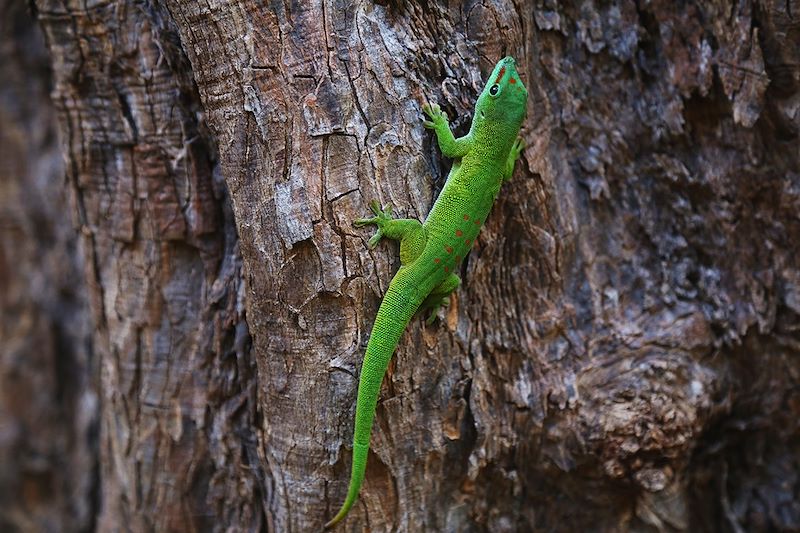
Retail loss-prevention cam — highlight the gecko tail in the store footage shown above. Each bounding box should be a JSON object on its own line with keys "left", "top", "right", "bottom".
{"left": 324, "top": 442, "right": 368, "bottom": 529}
{"left": 325, "top": 280, "right": 420, "bottom": 528}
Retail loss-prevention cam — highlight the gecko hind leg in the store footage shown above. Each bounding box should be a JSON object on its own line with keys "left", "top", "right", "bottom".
{"left": 419, "top": 273, "right": 460, "bottom": 325}
{"left": 355, "top": 200, "right": 427, "bottom": 265}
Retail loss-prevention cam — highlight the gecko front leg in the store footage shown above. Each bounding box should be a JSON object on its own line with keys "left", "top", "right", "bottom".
{"left": 354, "top": 200, "right": 427, "bottom": 265}
{"left": 422, "top": 103, "right": 474, "bottom": 158}
{"left": 503, "top": 136, "right": 525, "bottom": 182}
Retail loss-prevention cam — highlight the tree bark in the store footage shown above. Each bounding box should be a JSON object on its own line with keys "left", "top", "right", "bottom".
{"left": 0, "top": 2, "right": 94, "bottom": 531}
{"left": 4, "top": 0, "right": 799, "bottom": 531}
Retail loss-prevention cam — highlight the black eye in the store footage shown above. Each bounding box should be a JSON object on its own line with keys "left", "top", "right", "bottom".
{"left": 489, "top": 84, "right": 499, "bottom": 96}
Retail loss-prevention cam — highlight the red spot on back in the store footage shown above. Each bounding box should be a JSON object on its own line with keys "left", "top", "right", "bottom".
{"left": 434, "top": 258, "right": 441, "bottom": 264}
{"left": 463, "top": 214, "right": 470, "bottom": 221}
{"left": 465, "top": 239, "right": 471, "bottom": 246}
{"left": 446, "top": 246, "right": 453, "bottom": 254}
{"left": 510, "top": 77, "right": 517, "bottom": 84}
{"left": 444, "top": 266, "right": 450, "bottom": 273}
{"left": 474, "top": 219, "right": 481, "bottom": 225}
{"left": 455, "top": 229, "right": 463, "bottom": 237}
{"left": 494, "top": 66, "right": 506, "bottom": 85}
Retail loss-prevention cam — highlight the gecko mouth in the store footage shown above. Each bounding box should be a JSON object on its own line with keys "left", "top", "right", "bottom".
{"left": 480, "top": 111, "right": 485, "bottom": 118}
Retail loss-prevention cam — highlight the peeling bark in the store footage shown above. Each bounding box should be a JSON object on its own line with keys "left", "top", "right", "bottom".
{"left": 2, "top": 0, "right": 799, "bottom": 531}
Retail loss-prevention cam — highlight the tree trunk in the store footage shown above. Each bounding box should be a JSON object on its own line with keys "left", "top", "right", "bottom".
{"left": 0, "top": 2, "right": 94, "bottom": 531}
{"left": 3, "top": 0, "right": 799, "bottom": 531}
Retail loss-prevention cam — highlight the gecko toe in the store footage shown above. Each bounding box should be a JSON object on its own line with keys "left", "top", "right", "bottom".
{"left": 354, "top": 217, "right": 375, "bottom": 227}
{"left": 367, "top": 231, "right": 383, "bottom": 248}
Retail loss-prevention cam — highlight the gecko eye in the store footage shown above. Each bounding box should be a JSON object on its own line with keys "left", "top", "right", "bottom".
{"left": 489, "top": 84, "right": 500, "bottom": 96}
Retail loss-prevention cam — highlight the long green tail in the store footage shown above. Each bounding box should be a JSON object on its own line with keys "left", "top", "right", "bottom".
{"left": 325, "top": 279, "right": 420, "bottom": 528}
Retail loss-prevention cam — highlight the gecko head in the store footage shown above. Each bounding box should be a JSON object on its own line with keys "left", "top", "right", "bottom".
{"left": 475, "top": 56, "right": 528, "bottom": 128}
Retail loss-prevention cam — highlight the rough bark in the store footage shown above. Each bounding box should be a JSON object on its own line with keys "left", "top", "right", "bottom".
{"left": 4, "top": 0, "right": 799, "bottom": 531}
{"left": 32, "top": 0, "right": 261, "bottom": 531}
{"left": 0, "top": 2, "right": 94, "bottom": 531}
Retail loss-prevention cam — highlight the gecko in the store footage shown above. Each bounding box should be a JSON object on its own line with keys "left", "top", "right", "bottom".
{"left": 325, "top": 56, "right": 528, "bottom": 528}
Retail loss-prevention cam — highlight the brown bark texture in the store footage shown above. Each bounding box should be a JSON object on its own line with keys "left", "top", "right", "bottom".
{"left": 0, "top": 2, "right": 95, "bottom": 531}
{"left": 2, "top": 0, "right": 799, "bottom": 531}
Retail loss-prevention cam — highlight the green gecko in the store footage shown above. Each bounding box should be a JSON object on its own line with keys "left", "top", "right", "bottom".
{"left": 325, "top": 56, "right": 528, "bottom": 528}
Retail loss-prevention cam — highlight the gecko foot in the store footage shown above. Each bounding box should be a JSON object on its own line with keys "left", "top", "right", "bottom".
{"left": 422, "top": 102, "right": 448, "bottom": 130}
{"left": 354, "top": 200, "right": 393, "bottom": 248}
{"left": 511, "top": 136, "right": 525, "bottom": 161}
{"left": 419, "top": 295, "right": 450, "bottom": 325}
